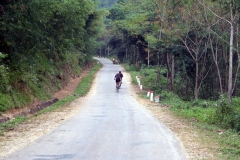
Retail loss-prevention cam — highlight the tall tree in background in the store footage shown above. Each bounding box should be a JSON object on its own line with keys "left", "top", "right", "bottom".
{"left": 201, "top": 0, "right": 240, "bottom": 101}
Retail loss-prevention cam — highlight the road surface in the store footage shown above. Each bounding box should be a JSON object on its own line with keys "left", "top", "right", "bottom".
{"left": 4, "top": 58, "right": 187, "bottom": 160}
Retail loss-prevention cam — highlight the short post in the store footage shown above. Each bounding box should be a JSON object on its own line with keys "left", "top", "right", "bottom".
{"left": 137, "top": 79, "right": 140, "bottom": 86}
{"left": 147, "top": 90, "right": 150, "bottom": 97}
{"left": 140, "top": 84, "right": 142, "bottom": 90}
{"left": 155, "top": 96, "right": 159, "bottom": 103}
{"left": 150, "top": 91, "right": 154, "bottom": 101}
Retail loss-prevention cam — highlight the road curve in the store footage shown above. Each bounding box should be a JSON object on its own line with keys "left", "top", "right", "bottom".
{"left": 4, "top": 58, "right": 187, "bottom": 160}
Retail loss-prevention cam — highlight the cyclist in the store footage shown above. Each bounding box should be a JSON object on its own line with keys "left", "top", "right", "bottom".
{"left": 114, "top": 72, "right": 121, "bottom": 89}
{"left": 119, "top": 71, "right": 123, "bottom": 86}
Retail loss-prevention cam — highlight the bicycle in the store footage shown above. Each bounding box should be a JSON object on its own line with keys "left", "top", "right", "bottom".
{"left": 119, "top": 81, "right": 122, "bottom": 88}
{"left": 116, "top": 84, "right": 120, "bottom": 92}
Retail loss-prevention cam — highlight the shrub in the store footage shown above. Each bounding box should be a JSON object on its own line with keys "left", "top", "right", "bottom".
{"left": 160, "top": 90, "right": 180, "bottom": 101}
{"left": 0, "top": 65, "right": 10, "bottom": 93}
{"left": 124, "top": 64, "right": 139, "bottom": 71}
{"left": 0, "top": 93, "right": 14, "bottom": 112}
{"left": 213, "top": 95, "right": 235, "bottom": 129}
{"left": 232, "top": 97, "right": 240, "bottom": 111}
{"left": 231, "top": 111, "right": 240, "bottom": 132}
{"left": 191, "top": 99, "right": 213, "bottom": 108}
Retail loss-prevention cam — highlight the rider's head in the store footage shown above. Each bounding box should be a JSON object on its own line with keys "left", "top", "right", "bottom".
{"left": 119, "top": 71, "right": 121, "bottom": 73}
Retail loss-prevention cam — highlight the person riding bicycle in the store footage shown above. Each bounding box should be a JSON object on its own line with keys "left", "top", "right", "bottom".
{"left": 114, "top": 72, "right": 121, "bottom": 89}
{"left": 119, "top": 71, "right": 123, "bottom": 85}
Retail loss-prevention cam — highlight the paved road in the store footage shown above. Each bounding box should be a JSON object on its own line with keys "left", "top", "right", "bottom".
{"left": 4, "top": 58, "right": 187, "bottom": 160}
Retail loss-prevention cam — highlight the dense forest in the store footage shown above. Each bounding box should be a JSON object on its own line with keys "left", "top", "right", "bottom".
{"left": 97, "top": 0, "right": 240, "bottom": 133}
{"left": 0, "top": 0, "right": 108, "bottom": 112}
{"left": 100, "top": 0, "right": 240, "bottom": 102}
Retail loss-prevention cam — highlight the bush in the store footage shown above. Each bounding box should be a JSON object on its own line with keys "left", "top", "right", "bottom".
{"left": 231, "top": 111, "right": 240, "bottom": 132}
{"left": 191, "top": 99, "right": 213, "bottom": 108}
{"left": 124, "top": 64, "right": 139, "bottom": 71}
{"left": 0, "top": 93, "right": 14, "bottom": 112}
{"left": 232, "top": 97, "right": 240, "bottom": 111}
{"left": 212, "top": 95, "right": 235, "bottom": 129}
{"left": 0, "top": 65, "right": 10, "bottom": 93}
{"left": 160, "top": 90, "right": 180, "bottom": 101}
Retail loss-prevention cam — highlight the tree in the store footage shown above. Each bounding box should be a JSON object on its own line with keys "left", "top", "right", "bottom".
{"left": 198, "top": 0, "right": 240, "bottom": 101}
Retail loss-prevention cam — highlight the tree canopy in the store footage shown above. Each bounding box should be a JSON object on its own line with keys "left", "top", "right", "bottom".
{"left": 102, "top": 0, "right": 240, "bottom": 101}
{"left": 0, "top": 0, "right": 107, "bottom": 112}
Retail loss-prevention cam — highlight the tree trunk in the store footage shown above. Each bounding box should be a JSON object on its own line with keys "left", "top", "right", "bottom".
{"left": 228, "top": 4, "right": 234, "bottom": 102}
{"left": 156, "top": 52, "right": 160, "bottom": 84}
{"left": 166, "top": 69, "right": 169, "bottom": 90}
{"left": 232, "top": 17, "right": 240, "bottom": 95}
{"left": 224, "top": 45, "right": 228, "bottom": 93}
{"left": 195, "top": 60, "right": 199, "bottom": 99}
{"left": 210, "top": 36, "right": 223, "bottom": 94}
{"left": 171, "top": 55, "right": 175, "bottom": 91}
{"left": 148, "top": 43, "right": 150, "bottom": 67}
{"left": 132, "top": 46, "right": 134, "bottom": 64}
{"left": 166, "top": 53, "right": 170, "bottom": 90}
{"left": 136, "top": 46, "right": 139, "bottom": 68}
{"left": 185, "top": 74, "right": 189, "bottom": 100}
{"left": 125, "top": 48, "right": 128, "bottom": 61}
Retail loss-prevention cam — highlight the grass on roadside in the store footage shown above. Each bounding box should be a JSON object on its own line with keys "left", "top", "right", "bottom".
{"left": 37, "top": 62, "right": 102, "bottom": 115}
{"left": 0, "top": 61, "right": 102, "bottom": 135}
{"left": 125, "top": 65, "right": 240, "bottom": 160}
{"left": 0, "top": 116, "right": 27, "bottom": 136}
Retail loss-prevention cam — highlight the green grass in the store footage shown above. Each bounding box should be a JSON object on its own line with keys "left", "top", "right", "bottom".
{"left": 160, "top": 94, "right": 240, "bottom": 159}
{"left": 75, "top": 64, "right": 101, "bottom": 96}
{"left": 37, "top": 62, "right": 102, "bottom": 115}
{"left": 0, "top": 61, "right": 102, "bottom": 134}
{"left": 125, "top": 65, "right": 240, "bottom": 159}
{"left": 0, "top": 116, "right": 27, "bottom": 136}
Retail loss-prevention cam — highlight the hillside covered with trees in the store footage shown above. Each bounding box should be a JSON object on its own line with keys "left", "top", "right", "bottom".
{"left": 0, "top": 0, "right": 108, "bottom": 112}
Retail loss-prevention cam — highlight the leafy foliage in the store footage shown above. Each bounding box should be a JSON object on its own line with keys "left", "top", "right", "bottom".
{"left": 0, "top": 0, "right": 106, "bottom": 112}
{"left": 127, "top": 66, "right": 240, "bottom": 158}
{"left": 102, "top": 0, "right": 240, "bottom": 101}
{"left": 0, "top": 61, "right": 102, "bottom": 135}
{"left": 130, "top": 66, "right": 240, "bottom": 133}
{"left": 99, "top": 0, "right": 119, "bottom": 8}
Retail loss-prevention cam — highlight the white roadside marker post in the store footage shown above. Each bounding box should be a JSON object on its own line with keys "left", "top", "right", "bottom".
{"left": 150, "top": 91, "right": 154, "bottom": 101}
{"left": 147, "top": 90, "right": 150, "bottom": 97}
{"left": 137, "top": 78, "right": 140, "bottom": 86}
{"left": 155, "top": 96, "right": 159, "bottom": 103}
